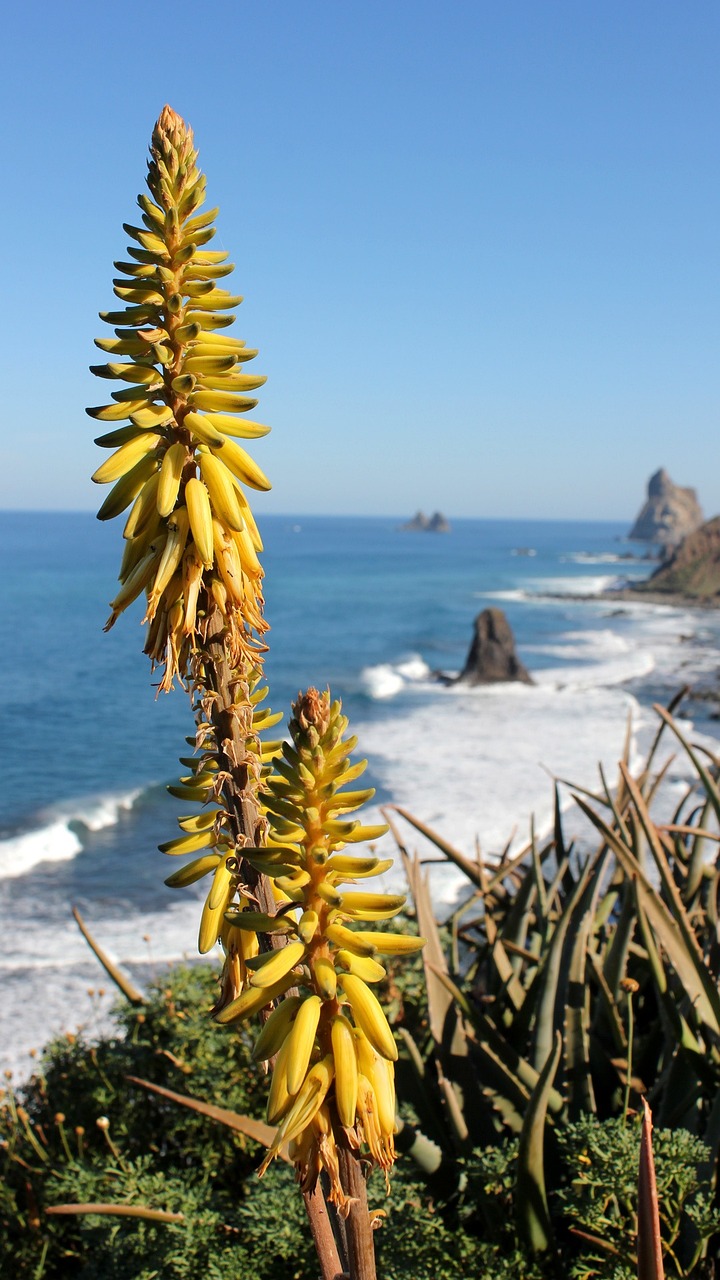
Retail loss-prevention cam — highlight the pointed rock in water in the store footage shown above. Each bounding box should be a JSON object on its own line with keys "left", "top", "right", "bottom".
{"left": 456, "top": 608, "right": 533, "bottom": 686}
{"left": 402, "top": 510, "right": 430, "bottom": 531}
{"left": 427, "top": 511, "right": 450, "bottom": 533}
{"left": 629, "top": 468, "right": 703, "bottom": 550}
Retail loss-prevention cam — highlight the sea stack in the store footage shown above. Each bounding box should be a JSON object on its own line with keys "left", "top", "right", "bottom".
{"left": 457, "top": 608, "right": 533, "bottom": 686}
{"left": 629, "top": 468, "right": 703, "bottom": 550}
{"left": 401, "top": 510, "right": 451, "bottom": 533}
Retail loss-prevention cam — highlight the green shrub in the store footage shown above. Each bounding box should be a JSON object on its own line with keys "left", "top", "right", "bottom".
{"left": 3, "top": 960, "right": 718, "bottom": 1279}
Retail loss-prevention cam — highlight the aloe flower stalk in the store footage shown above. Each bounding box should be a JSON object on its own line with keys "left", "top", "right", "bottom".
{"left": 88, "top": 104, "right": 270, "bottom": 694}
{"left": 89, "top": 109, "right": 425, "bottom": 1280}
{"left": 213, "top": 689, "right": 426, "bottom": 1210}
{"left": 89, "top": 105, "right": 282, "bottom": 946}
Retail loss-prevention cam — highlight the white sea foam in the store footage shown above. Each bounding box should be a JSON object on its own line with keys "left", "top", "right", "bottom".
{"left": 360, "top": 654, "right": 432, "bottom": 699}
{"left": 0, "top": 894, "right": 212, "bottom": 1078}
{"left": 531, "top": 574, "right": 624, "bottom": 596}
{"left": 0, "top": 821, "right": 82, "bottom": 880}
{"left": 358, "top": 687, "right": 720, "bottom": 912}
{"left": 479, "top": 574, "right": 624, "bottom": 602}
{"left": 561, "top": 552, "right": 639, "bottom": 565}
{"left": 527, "top": 629, "right": 657, "bottom": 690}
{"left": 0, "top": 789, "right": 144, "bottom": 881}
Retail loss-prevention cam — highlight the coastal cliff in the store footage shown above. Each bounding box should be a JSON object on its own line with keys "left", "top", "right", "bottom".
{"left": 633, "top": 516, "right": 720, "bottom": 601}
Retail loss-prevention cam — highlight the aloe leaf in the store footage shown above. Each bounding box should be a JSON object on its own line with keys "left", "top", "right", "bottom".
{"left": 599, "top": 761, "right": 632, "bottom": 844}
{"left": 485, "top": 834, "right": 553, "bottom": 896}
{"left": 544, "top": 854, "right": 570, "bottom": 916}
{"left": 587, "top": 948, "right": 627, "bottom": 1052}
{"left": 531, "top": 849, "right": 605, "bottom": 1073}
{"left": 484, "top": 912, "right": 526, "bottom": 1011}
{"left": 620, "top": 763, "right": 720, "bottom": 1032}
{"left": 45, "top": 1203, "right": 184, "bottom": 1223}
{"left": 603, "top": 880, "right": 637, "bottom": 999}
{"left": 498, "top": 862, "right": 538, "bottom": 963}
{"left": 394, "top": 1116, "right": 445, "bottom": 1177}
{"left": 396, "top": 1027, "right": 454, "bottom": 1144}
{"left": 398, "top": 845, "right": 458, "bottom": 1051}
{"left": 516, "top": 1031, "right": 562, "bottom": 1252}
{"left": 644, "top": 687, "right": 689, "bottom": 775}
{"left": 553, "top": 781, "right": 568, "bottom": 866}
{"left": 385, "top": 804, "right": 484, "bottom": 889}
{"left": 126, "top": 1075, "right": 288, "bottom": 1158}
{"left": 426, "top": 964, "right": 564, "bottom": 1114}
{"left": 529, "top": 818, "right": 548, "bottom": 918}
{"left": 436, "top": 1066, "right": 469, "bottom": 1145}
{"left": 565, "top": 904, "right": 597, "bottom": 1118}
{"left": 574, "top": 794, "right": 720, "bottom": 1036}
{"left": 654, "top": 704, "right": 720, "bottom": 828}
{"left": 633, "top": 883, "right": 704, "bottom": 1054}
{"left": 72, "top": 906, "right": 145, "bottom": 1005}
{"left": 686, "top": 797, "right": 714, "bottom": 901}
{"left": 638, "top": 1098, "right": 665, "bottom": 1280}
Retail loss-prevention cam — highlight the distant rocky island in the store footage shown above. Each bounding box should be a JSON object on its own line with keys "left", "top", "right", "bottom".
{"left": 628, "top": 467, "right": 704, "bottom": 550}
{"left": 618, "top": 468, "right": 720, "bottom": 604}
{"left": 401, "top": 510, "right": 451, "bottom": 533}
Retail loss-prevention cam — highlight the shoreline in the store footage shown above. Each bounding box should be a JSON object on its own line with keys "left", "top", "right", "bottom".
{"left": 537, "top": 586, "right": 720, "bottom": 611}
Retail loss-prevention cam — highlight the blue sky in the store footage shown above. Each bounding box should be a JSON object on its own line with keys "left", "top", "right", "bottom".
{"left": 3, "top": 1, "right": 718, "bottom": 519}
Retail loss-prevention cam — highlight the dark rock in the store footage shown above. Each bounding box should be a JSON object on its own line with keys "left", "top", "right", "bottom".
{"left": 633, "top": 515, "right": 720, "bottom": 600}
{"left": 401, "top": 510, "right": 451, "bottom": 533}
{"left": 456, "top": 608, "right": 533, "bottom": 686}
{"left": 629, "top": 468, "right": 703, "bottom": 549}
{"left": 427, "top": 511, "right": 450, "bottom": 533}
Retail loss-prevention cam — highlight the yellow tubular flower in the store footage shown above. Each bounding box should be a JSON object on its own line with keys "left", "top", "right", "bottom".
{"left": 221, "top": 688, "right": 426, "bottom": 1213}
{"left": 89, "top": 106, "right": 271, "bottom": 692}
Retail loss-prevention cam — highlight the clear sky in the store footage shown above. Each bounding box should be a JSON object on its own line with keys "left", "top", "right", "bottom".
{"left": 3, "top": 1, "right": 718, "bottom": 520}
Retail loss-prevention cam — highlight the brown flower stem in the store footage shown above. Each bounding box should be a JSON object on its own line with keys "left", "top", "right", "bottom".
{"left": 202, "top": 613, "right": 277, "bottom": 924}
{"left": 303, "top": 1185, "right": 347, "bottom": 1280}
{"left": 337, "top": 1138, "right": 377, "bottom": 1280}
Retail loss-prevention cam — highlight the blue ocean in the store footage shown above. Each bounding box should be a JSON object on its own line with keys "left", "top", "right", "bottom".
{"left": 2, "top": 511, "right": 719, "bottom": 1075}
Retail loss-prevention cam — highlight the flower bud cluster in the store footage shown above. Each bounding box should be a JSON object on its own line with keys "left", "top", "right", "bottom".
{"left": 214, "top": 688, "right": 425, "bottom": 1210}
{"left": 89, "top": 106, "right": 270, "bottom": 692}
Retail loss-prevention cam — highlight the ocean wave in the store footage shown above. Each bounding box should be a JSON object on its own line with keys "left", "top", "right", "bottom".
{"left": 0, "top": 787, "right": 144, "bottom": 881}
{"left": 360, "top": 655, "right": 432, "bottom": 700}
{"left": 523, "top": 629, "right": 657, "bottom": 686}
{"left": 561, "top": 552, "right": 635, "bottom": 565}
{"left": 530, "top": 573, "right": 624, "bottom": 596}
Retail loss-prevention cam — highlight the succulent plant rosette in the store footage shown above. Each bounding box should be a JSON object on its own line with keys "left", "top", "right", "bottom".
{"left": 90, "top": 106, "right": 425, "bottom": 1221}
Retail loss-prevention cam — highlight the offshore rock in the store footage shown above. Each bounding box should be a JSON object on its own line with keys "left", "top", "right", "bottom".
{"left": 401, "top": 510, "right": 451, "bottom": 533}
{"left": 633, "top": 516, "right": 720, "bottom": 601}
{"left": 456, "top": 608, "right": 533, "bottom": 685}
{"left": 629, "top": 468, "right": 703, "bottom": 549}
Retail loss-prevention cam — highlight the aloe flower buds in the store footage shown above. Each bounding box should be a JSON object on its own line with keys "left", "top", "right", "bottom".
{"left": 213, "top": 689, "right": 426, "bottom": 1210}
{"left": 88, "top": 106, "right": 270, "bottom": 691}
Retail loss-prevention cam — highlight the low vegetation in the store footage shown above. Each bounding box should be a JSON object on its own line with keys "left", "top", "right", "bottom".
{"left": 4, "top": 699, "right": 720, "bottom": 1277}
